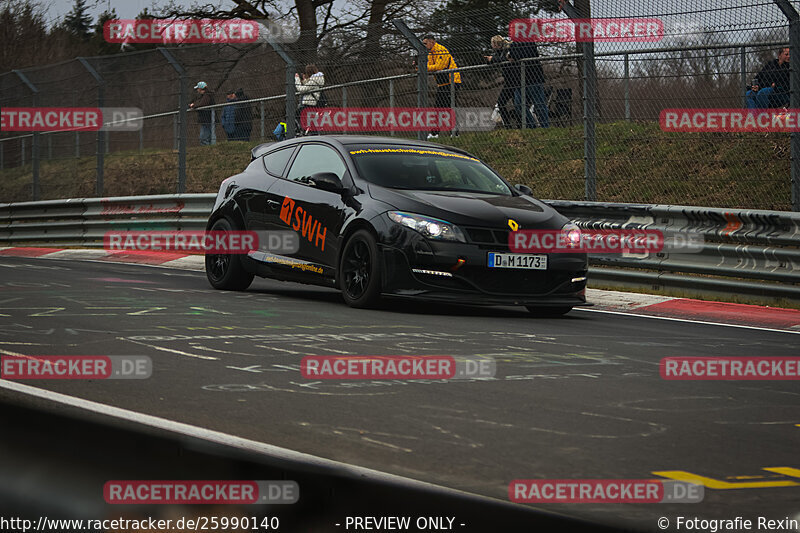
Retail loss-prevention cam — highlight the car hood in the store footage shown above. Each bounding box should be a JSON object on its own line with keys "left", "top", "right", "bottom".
{"left": 368, "top": 186, "right": 565, "bottom": 228}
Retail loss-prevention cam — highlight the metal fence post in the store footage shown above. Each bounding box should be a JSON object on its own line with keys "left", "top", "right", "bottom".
{"left": 624, "top": 53, "right": 631, "bottom": 121}
{"left": 139, "top": 126, "right": 144, "bottom": 153}
{"left": 740, "top": 46, "right": 747, "bottom": 108}
{"left": 21, "top": 138, "right": 26, "bottom": 165}
{"left": 160, "top": 48, "right": 187, "bottom": 193}
{"left": 211, "top": 109, "right": 217, "bottom": 145}
{"left": 563, "top": 2, "right": 597, "bottom": 201}
{"left": 774, "top": 0, "right": 800, "bottom": 210}
{"left": 76, "top": 132, "right": 80, "bottom": 158}
{"left": 78, "top": 58, "right": 105, "bottom": 196}
{"left": 47, "top": 135, "right": 52, "bottom": 160}
{"left": 520, "top": 62, "right": 527, "bottom": 128}
{"left": 14, "top": 70, "right": 39, "bottom": 200}
{"left": 393, "top": 19, "right": 428, "bottom": 141}
{"left": 173, "top": 114, "right": 178, "bottom": 150}
{"left": 389, "top": 79, "right": 395, "bottom": 136}
{"left": 267, "top": 40, "right": 296, "bottom": 139}
{"left": 0, "top": 143, "right": 3, "bottom": 170}
{"left": 342, "top": 86, "right": 347, "bottom": 108}
{"left": 260, "top": 101, "right": 265, "bottom": 139}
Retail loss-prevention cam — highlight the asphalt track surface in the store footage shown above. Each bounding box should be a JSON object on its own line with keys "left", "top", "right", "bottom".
{"left": 0, "top": 255, "right": 798, "bottom": 532}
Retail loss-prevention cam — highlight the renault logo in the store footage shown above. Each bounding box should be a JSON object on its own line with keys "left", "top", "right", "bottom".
{"left": 508, "top": 219, "right": 519, "bottom": 231}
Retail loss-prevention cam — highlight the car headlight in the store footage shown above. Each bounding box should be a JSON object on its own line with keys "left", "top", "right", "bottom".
{"left": 388, "top": 211, "right": 466, "bottom": 243}
{"left": 561, "top": 222, "right": 582, "bottom": 248}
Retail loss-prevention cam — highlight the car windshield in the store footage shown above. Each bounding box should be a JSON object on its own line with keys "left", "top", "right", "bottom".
{"left": 348, "top": 145, "right": 513, "bottom": 196}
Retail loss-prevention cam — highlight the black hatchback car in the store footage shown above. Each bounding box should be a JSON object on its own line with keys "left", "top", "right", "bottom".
{"left": 205, "top": 136, "right": 588, "bottom": 315}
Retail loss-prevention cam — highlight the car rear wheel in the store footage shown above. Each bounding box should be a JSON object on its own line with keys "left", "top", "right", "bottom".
{"left": 339, "top": 229, "right": 382, "bottom": 308}
{"left": 526, "top": 306, "right": 573, "bottom": 317}
{"left": 205, "top": 217, "right": 254, "bottom": 291}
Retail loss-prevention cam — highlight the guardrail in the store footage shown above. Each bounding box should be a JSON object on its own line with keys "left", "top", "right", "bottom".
{"left": 0, "top": 194, "right": 214, "bottom": 248}
{"left": 550, "top": 201, "right": 800, "bottom": 301}
{"left": 1, "top": 194, "right": 798, "bottom": 302}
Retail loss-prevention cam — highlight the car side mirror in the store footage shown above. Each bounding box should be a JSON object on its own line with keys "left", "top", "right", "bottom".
{"left": 515, "top": 184, "right": 532, "bottom": 195}
{"left": 309, "top": 172, "right": 344, "bottom": 193}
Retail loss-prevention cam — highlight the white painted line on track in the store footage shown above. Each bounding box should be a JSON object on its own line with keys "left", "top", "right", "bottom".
{"left": 573, "top": 307, "right": 800, "bottom": 335}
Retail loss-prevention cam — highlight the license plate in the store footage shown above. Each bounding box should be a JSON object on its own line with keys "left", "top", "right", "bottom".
{"left": 487, "top": 252, "right": 547, "bottom": 270}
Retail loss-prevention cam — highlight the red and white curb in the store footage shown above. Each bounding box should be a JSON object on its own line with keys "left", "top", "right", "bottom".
{"left": 1, "top": 247, "right": 798, "bottom": 331}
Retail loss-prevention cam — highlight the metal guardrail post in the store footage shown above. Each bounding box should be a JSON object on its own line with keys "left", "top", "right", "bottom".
{"left": 774, "top": 0, "right": 800, "bottom": 211}
{"left": 267, "top": 39, "right": 296, "bottom": 139}
{"left": 14, "top": 70, "right": 39, "bottom": 200}
{"left": 393, "top": 19, "right": 428, "bottom": 141}
{"left": 159, "top": 48, "right": 188, "bottom": 193}
{"left": 562, "top": 1, "right": 597, "bottom": 202}
{"left": 77, "top": 58, "right": 105, "bottom": 196}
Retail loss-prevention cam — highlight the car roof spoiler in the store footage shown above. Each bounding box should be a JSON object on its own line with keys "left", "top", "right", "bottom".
{"left": 250, "top": 142, "right": 276, "bottom": 161}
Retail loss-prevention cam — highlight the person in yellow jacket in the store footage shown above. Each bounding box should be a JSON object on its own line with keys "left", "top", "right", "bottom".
{"left": 422, "top": 34, "right": 461, "bottom": 138}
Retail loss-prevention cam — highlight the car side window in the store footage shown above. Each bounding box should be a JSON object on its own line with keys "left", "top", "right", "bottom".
{"left": 285, "top": 144, "right": 347, "bottom": 184}
{"left": 263, "top": 147, "right": 294, "bottom": 177}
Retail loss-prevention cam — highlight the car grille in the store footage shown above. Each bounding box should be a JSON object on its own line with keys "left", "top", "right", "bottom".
{"left": 455, "top": 266, "right": 574, "bottom": 295}
{"left": 465, "top": 227, "right": 510, "bottom": 250}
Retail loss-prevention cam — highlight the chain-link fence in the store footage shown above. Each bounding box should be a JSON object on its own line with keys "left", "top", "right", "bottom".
{"left": 0, "top": 0, "right": 798, "bottom": 211}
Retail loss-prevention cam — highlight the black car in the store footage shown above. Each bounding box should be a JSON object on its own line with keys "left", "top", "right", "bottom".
{"left": 205, "top": 136, "right": 588, "bottom": 315}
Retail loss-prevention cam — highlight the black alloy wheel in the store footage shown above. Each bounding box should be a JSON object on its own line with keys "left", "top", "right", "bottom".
{"left": 339, "top": 229, "right": 382, "bottom": 308}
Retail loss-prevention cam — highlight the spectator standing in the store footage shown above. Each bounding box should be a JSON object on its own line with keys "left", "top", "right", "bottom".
{"left": 295, "top": 64, "right": 325, "bottom": 131}
{"left": 189, "top": 81, "right": 215, "bottom": 145}
{"left": 747, "top": 47, "right": 790, "bottom": 109}
{"left": 221, "top": 88, "right": 239, "bottom": 141}
{"left": 422, "top": 34, "right": 461, "bottom": 138}
{"left": 485, "top": 36, "right": 519, "bottom": 128}
{"left": 508, "top": 39, "right": 548, "bottom": 128}
{"left": 234, "top": 88, "right": 254, "bottom": 142}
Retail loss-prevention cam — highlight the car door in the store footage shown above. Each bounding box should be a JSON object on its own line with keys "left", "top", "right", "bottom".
{"left": 265, "top": 143, "right": 350, "bottom": 276}
{"left": 242, "top": 145, "right": 296, "bottom": 233}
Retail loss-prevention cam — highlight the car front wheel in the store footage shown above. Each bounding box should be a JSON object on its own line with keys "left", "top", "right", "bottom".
{"left": 205, "top": 217, "right": 255, "bottom": 291}
{"left": 339, "top": 229, "right": 382, "bottom": 308}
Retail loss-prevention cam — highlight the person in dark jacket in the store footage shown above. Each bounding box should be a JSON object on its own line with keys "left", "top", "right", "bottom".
{"left": 485, "top": 36, "right": 519, "bottom": 128}
{"left": 747, "top": 47, "right": 790, "bottom": 109}
{"left": 189, "top": 81, "right": 215, "bottom": 145}
{"left": 508, "top": 39, "right": 548, "bottom": 128}
{"left": 221, "top": 88, "right": 239, "bottom": 141}
{"left": 234, "top": 88, "right": 253, "bottom": 142}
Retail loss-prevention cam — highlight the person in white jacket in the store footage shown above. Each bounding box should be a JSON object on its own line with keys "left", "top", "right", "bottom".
{"left": 295, "top": 64, "right": 325, "bottom": 132}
